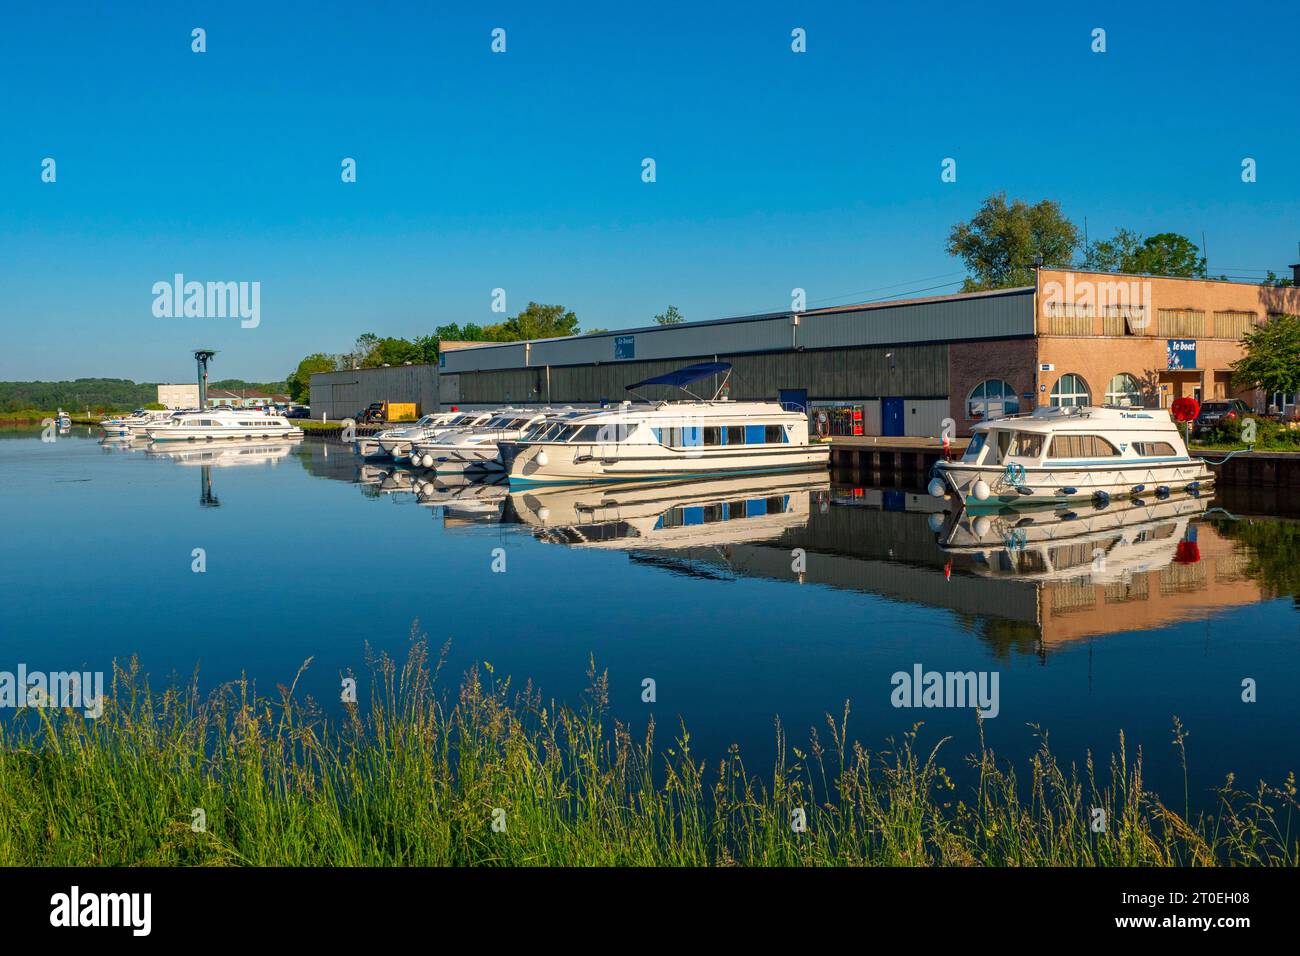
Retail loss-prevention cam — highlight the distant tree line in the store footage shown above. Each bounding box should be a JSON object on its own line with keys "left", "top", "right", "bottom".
{"left": 286, "top": 302, "right": 600, "bottom": 402}
{"left": 0, "top": 377, "right": 290, "bottom": 413}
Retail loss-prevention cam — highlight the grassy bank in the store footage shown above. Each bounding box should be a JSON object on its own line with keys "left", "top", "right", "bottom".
{"left": 0, "top": 635, "right": 1295, "bottom": 866}
{"left": 294, "top": 419, "right": 354, "bottom": 433}
{"left": 0, "top": 409, "right": 104, "bottom": 427}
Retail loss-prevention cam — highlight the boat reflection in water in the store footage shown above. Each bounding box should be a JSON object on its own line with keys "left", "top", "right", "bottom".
{"left": 927, "top": 493, "right": 1269, "bottom": 649}
{"left": 418, "top": 472, "right": 509, "bottom": 525}
{"left": 287, "top": 440, "right": 1289, "bottom": 657}
{"left": 501, "top": 469, "right": 1270, "bottom": 654}
{"left": 145, "top": 439, "right": 297, "bottom": 467}
{"left": 504, "top": 472, "right": 830, "bottom": 549}
{"left": 147, "top": 439, "right": 301, "bottom": 508}
{"left": 934, "top": 493, "right": 1211, "bottom": 583}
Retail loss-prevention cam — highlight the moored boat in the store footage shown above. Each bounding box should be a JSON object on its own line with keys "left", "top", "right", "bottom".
{"left": 411, "top": 407, "right": 582, "bottom": 471}
{"left": 500, "top": 363, "right": 828, "bottom": 486}
{"left": 928, "top": 405, "right": 1213, "bottom": 510}
{"left": 145, "top": 408, "right": 303, "bottom": 442}
{"left": 357, "top": 411, "right": 470, "bottom": 459}
{"left": 100, "top": 408, "right": 176, "bottom": 438}
{"left": 390, "top": 410, "right": 496, "bottom": 463}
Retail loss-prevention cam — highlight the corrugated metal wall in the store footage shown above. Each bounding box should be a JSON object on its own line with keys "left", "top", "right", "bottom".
{"left": 309, "top": 364, "right": 439, "bottom": 420}
{"left": 797, "top": 291, "right": 1034, "bottom": 348}
{"left": 436, "top": 291, "right": 1036, "bottom": 429}
{"left": 451, "top": 342, "right": 949, "bottom": 406}
{"left": 440, "top": 290, "right": 1034, "bottom": 374}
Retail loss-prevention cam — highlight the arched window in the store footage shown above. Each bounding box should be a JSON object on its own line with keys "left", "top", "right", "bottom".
{"left": 967, "top": 379, "right": 1020, "bottom": 421}
{"left": 1105, "top": 373, "right": 1143, "bottom": 407}
{"left": 1049, "top": 373, "right": 1090, "bottom": 407}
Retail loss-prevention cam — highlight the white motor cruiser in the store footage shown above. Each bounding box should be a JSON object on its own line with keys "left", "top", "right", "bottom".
{"left": 409, "top": 408, "right": 576, "bottom": 471}
{"left": 500, "top": 364, "right": 828, "bottom": 487}
{"left": 356, "top": 411, "right": 467, "bottom": 459}
{"left": 100, "top": 408, "right": 177, "bottom": 438}
{"left": 145, "top": 408, "right": 303, "bottom": 442}
{"left": 389, "top": 411, "right": 495, "bottom": 464}
{"left": 928, "top": 406, "right": 1212, "bottom": 510}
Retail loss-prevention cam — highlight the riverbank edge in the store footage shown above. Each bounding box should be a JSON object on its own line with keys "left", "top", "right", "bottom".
{"left": 1, "top": 639, "right": 1295, "bottom": 867}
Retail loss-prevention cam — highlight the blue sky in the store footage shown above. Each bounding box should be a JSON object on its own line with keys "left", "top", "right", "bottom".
{"left": 2, "top": 0, "right": 1297, "bottom": 382}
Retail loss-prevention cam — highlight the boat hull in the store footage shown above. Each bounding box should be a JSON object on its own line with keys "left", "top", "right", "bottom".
{"left": 933, "top": 459, "right": 1214, "bottom": 511}
{"left": 148, "top": 426, "right": 303, "bottom": 442}
{"left": 503, "top": 442, "right": 830, "bottom": 487}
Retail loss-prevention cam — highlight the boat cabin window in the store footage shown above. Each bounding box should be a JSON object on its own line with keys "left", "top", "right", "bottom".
{"left": 962, "top": 432, "right": 986, "bottom": 463}
{"left": 1132, "top": 441, "right": 1178, "bottom": 457}
{"left": 569, "top": 423, "right": 634, "bottom": 442}
{"left": 1048, "top": 435, "right": 1121, "bottom": 458}
{"left": 988, "top": 430, "right": 1043, "bottom": 461}
{"left": 654, "top": 423, "right": 788, "bottom": 447}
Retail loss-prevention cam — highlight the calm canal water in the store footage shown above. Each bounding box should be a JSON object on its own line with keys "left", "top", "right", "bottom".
{"left": 2, "top": 428, "right": 1297, "bottom": 805}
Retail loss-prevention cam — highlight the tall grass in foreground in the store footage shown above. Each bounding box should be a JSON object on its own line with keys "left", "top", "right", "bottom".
{"left": 0, "top": 632, "right": 1295, "bottom": 866}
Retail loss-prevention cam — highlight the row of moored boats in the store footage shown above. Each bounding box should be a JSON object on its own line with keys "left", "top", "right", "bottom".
{"left": 96, "top": 361, "right": 1217, "bottom": 504}
{"left": 358, "top": 363, "right": 829, "bottom": 487}
{"left": 100, "top": 408, "right": 304, "bottom": 443}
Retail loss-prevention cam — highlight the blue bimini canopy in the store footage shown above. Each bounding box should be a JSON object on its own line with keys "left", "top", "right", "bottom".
{"left": 625, "top": 362, "right": 731, "bottom": 391}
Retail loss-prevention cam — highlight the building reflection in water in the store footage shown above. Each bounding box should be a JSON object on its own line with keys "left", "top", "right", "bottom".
{"left": 290, "top": 438, "right": 1299, "bottom": 657}
{"left": 499, "top": 472, "right": 1289, "bottom": 656}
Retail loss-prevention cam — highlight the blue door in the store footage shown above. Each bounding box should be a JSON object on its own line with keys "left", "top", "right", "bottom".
{"left": 882, "top": 398, "right": 905, "bottom": 436}
{"left": 778, "top": 389, "right": 808, "bottom": 413}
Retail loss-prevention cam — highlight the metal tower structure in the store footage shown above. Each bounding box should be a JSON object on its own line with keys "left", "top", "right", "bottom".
{"left": 194, "top": 349, "right": 218, "bottom": 408}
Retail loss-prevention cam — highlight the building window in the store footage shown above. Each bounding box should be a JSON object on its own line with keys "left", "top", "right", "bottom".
{"left": 1049, "top": 374, "right": 1090, "bottom": 408}
{"left": 967, "top": 379, "right": 1020, "bottom": 421}
{"left": 1104, "top": 373, "right": 1143, "bottom": 407}
{"left": 1213, "top": 310, "right": 1258, "bottom": 339}
{"left": 1157, "top": 308, "right": 1205, "bottom": 337}
{"left": 1102, "top": 304, "right": 1148, "bottom": 336}
{"left": 1044, "top": 301, "right": 1095, "bottom": 335}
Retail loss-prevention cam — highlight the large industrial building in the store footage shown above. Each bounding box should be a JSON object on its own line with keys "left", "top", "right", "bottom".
{"left": 309, "top": 362, "right": 438, "bottom": 421}
{"left": 438, "top": 266, "right": 1300, "bottom": 437}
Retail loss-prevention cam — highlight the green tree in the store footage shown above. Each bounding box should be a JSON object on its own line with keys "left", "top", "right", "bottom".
{"left": 412, "top": 334, "right": 440, "bottom": 364}
{"left": 364, "top": 337, "right": 422, "bottom": 367}
{"left": 287, "top": 353, "right": 336, "bottom": 403}
{"left": 654, "top": 305, "right": 685, "bottom": 325}
{"left": 1084, "top": 229, "right": 1206, "bottom": 277}
{"left": 1231, "top": 313, "right": 1300, "bottom": 397}
{"left": 489, "top": 302, "right": 580, "bottom": 340}
{"left": 433, "top": 322, "right": 494, "bottom": 343}
{"left": 947, "top": 193, "right": 1079, "bottom": 291}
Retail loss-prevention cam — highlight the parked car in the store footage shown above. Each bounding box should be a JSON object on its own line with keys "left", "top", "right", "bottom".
{"left": 1193, "top": 399, "right": 1251, "bottom": 435}
{"left": 286, "top": 406, "right": 311, "bottom": 419}
{"left": 358, "top": 402, "right": 386, "bottom": 423}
